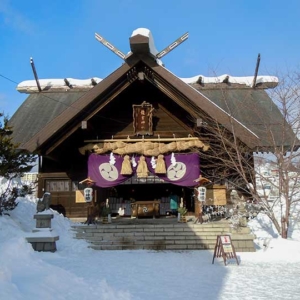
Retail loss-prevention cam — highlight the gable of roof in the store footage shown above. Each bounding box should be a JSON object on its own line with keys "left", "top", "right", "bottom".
{"left": 9, "top": 59, "right": 298, "bottom": 154}
{"left": 10, "top": 62, "right": 132, "bottom": 152}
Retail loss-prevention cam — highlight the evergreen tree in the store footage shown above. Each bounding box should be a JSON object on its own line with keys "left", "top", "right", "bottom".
{"left": 0, "top": 113, "right": 36, "bottom": 215}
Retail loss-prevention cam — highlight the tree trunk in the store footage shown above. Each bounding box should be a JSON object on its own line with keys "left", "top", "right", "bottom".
{"left": 281, "top": 217, "right": 288, "bottom": 239}
{"left": 268, "top": 212, "right": 281, "bottom": 236}
{"left": 282, "top": 199, "right": 290, "bottom": 239}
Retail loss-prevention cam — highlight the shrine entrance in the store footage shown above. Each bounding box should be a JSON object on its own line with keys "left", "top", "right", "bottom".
{"left": 105, "top": 181, "right": 195, "bottom": 218}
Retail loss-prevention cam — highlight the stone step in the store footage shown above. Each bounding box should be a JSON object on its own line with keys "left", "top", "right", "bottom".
{"left": 71, "top": 221, "right": 255, "bottom": 252}
{"left": 88, "top": 243, "right": 216, "bottom": 251}
{"left": 73, "top": 224, "right": 248, "bottom": 232}
{"left": 73, "top": 224, "right": 255, "bottom": 252}
{"left": 73, "top": 229, "right": 251, "bottom": 237}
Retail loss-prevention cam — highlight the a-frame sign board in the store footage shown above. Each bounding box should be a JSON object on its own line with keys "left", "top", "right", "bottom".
{"left": 212, "top": 235, "right": 239, "bottom": 266}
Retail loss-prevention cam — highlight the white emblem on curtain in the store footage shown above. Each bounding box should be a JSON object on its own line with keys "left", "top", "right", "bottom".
{"left": 167, "top": 162, "right": 186, "bottom": 181}
{"left": 99, "top": 163, "right": 118, "bottom": 181}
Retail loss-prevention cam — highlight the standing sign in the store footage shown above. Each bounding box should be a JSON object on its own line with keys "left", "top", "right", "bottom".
{"left": 212, "top": 235, "right": 239, "bottom": 266}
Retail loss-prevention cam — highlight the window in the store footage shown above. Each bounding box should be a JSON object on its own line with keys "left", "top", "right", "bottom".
{"left": 45, "top": 180, "right": 70, "bottom": 192}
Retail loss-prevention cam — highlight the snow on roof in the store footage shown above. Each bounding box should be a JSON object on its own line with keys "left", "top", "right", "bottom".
{"left": 17, "top": 77, "right": 102, "bottom": 93}
{"left": 180, "top": 74, "right": 279, "bottom": 87}
{"left": 131, "top": 27, "right": 159, "bottom": 56}
{"left": 16, "top": 73, "right": 278, "bottom": 95}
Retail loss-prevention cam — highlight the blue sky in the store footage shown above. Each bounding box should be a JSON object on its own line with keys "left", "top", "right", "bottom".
{"left": 1, "top": 0, "right": 300, "bottom": 117}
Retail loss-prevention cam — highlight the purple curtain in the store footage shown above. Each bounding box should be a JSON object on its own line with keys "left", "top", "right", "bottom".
{"left": 88, "top": 153, "right": 199, "bottom": 188}
{"left": 146, "top": 153, "right": 200, "bottom": 187}
{"left": 88, "top": 154, "right": 135, "bottom": 188}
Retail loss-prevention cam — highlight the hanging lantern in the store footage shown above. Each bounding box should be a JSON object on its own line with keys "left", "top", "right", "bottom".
{"left": 197, "top": 186, "right": 207, "bottom": 202}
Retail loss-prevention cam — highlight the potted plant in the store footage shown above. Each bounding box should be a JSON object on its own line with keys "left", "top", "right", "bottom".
{"left": 177, "top": 207, "right": 188, "bottom": 223}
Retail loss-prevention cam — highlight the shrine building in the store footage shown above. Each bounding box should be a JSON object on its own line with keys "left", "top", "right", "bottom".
{"left": 9, "top": 28, "right": 296, "bottom": 220}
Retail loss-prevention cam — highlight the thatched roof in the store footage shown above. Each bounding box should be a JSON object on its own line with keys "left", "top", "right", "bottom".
{"left": 194, "top": 85, "right": 298, "bottom": 149}
{"left": 9, "top": 58, "right": 299, "bottom": 154}
{"left": 9, "top": 92, "right": 86, "bottom": 146}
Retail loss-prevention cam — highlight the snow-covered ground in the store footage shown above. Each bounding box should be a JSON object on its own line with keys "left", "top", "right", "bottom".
{"left": 1, "top": 195, "right": 300, "bottom": 300}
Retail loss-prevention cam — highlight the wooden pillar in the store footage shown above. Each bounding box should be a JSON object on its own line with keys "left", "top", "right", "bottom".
{"left": 194, "top": 194, "right": 200, "bottom": 216}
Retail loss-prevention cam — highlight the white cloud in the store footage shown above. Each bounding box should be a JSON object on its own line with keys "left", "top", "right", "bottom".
{"left": 0, "top": 0, "right": 35, "bottom": 34}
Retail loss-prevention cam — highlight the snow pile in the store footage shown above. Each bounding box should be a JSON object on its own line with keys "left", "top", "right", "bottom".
{"left": 0, "top": 196, "right": 131, "bottom": 299}
{"left": 0, "top": 176, "right": 23, "bottom": 193}
{"left": 180, "top": 74, "right": 279, "bottom": 87}
{"left": 1, "top": 191, "right": 300, "bottom": 299}
{"left": 248, "top": 204, "right": 300, "bottom": 244}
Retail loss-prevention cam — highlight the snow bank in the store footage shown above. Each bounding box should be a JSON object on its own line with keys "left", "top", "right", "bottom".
{"left": 0, "top": 196, "right": 131, "bottom": 300}
{"left": 1, "top": 188, "right": 300, "bottom": 300}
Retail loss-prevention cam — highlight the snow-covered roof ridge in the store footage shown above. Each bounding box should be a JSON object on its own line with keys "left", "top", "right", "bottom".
{"left": 131, "top": 28, "right": 159, "bottom": 56}
{"left": 129, "top": 28, "right": 163, "bottom": 66}
{"left": 17, "top": 77, "right": 102, "bottom": 94}
{"left": 180, "top": 74, "right": 279, "bottom": 87}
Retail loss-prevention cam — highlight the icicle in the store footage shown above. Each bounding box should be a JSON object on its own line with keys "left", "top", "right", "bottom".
{"left": 155, "top": 154, "right": 166, "bottom": 174}
{"left": 121, "top": 155, "right": 133, "bottom": 175}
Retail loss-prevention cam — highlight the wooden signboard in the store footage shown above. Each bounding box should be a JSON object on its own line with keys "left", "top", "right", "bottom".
{"left": 132, "top": 101, "right": 153, "bottom": 136}
{"left": 205, "top": 185, "right": 227, "bottom": 206}
{"left": 212, "top": 235, "right": 239, "bottom": 265}
{"left": 75, "top": 190, "right": 85, "bottom": 203}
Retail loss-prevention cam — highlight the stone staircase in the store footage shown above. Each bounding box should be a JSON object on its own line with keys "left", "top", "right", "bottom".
{"left": 72, "top": 219, "right": 256, "bottom": 252}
